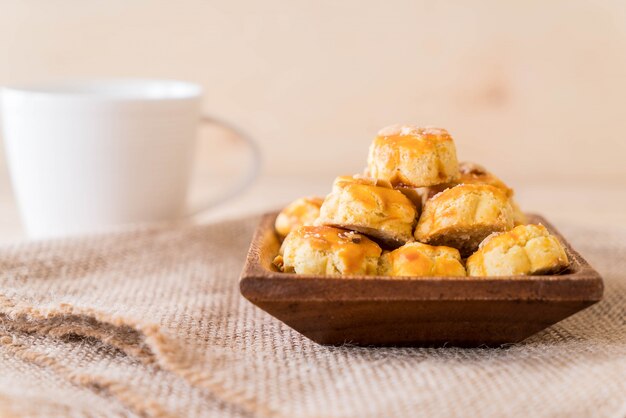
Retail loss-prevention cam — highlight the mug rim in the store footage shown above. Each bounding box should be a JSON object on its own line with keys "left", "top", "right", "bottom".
{"left": 2, "top": 78, "right": 202, "bottom": 101}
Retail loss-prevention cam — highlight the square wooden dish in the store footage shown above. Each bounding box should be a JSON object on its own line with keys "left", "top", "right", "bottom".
{"left": 240, "top": 212, "right": 604, "bottom": 347}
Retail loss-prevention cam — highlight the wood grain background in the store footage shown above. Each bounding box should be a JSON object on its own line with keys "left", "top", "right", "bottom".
{"left": 0, "top": 0, "right": 624, "bottom": 239}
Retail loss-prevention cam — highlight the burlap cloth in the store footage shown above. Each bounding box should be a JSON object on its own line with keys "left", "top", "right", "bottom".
{"left": 0, "top": 215, "right": 624, "bottom": 418}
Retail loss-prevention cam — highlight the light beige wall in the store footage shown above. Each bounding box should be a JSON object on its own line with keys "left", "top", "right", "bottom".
{"left": 1, "top": 0, "right": 625, "bottom": 185}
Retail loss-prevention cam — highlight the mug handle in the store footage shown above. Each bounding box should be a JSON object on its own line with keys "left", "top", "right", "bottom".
{"left": 184, "top": 115, "right": 261, "bottom": 217}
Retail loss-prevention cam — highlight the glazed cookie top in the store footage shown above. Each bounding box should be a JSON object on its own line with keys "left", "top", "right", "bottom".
{"left": 328, "top": 175, "right": 416, "bottom": 214}
{"left": 317, "top": 175, "right": 418, "bottom": 246}
{"left": 276, "top": 225, "right": 381, "bottom": 275}
{"left": 416, "top": 184, "right": 514, "bottom": 235}
{"left": 379, "top": 242, "right": 466, "bottom": 277}
{"left": 456, "top": 162, "right": 513, "bottom": 197}
{"left": 466, "top": 224, "right": 569, "bottom": 276}
{"left": 275, "top": 196, "right": 324, "bottom": 238}
{"left": 367, "top": 124, "right": 460, "bottom": 187}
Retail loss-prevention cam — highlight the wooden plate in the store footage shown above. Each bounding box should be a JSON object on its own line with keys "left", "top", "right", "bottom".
{"left": 239, "top": 212, "right": 603, "bottom": 347}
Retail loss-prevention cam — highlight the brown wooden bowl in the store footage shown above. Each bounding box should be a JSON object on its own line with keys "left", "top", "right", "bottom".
{"left": 239, "top": 212, "right": 603, "bottom": 347}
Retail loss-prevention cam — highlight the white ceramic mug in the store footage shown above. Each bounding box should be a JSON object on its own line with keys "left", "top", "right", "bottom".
{"left": 0, "top": 79, "right": 260, "bottom": 239}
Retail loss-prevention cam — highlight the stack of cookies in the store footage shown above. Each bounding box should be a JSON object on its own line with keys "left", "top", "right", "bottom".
{"left": 272, "top": 125, "right": 569, "bottom": 277}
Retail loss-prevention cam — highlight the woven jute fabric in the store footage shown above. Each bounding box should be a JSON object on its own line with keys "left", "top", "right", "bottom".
{"left": 0, "top": 215, "right": 624, "bottom": 418}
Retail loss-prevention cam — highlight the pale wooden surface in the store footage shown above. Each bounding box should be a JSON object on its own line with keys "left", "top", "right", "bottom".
{"left": 1, "top": 0, "right": 626, "bottom": 184}
{"left": 0, "top": 0, "right": 625, "bottom": 241}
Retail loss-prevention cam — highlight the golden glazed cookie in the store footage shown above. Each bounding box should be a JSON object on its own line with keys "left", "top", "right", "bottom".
{"left": 415, "top": 162, "right": 528, "bottom": 225}
{"left": 274, "top": 225, "right": 382, "bottom": 275}
{"left": 378, "top": 242, "right": 466, "bottom": 277}
{"left": 414, "top": 184, "right": 515, "bottom": 257}
{"left": 456, "top": 162, "right": 513, "bottom": 196}
{"left": 367, "top": 125, "right": 460, "bottom": 187}
{"left": 466, "top": 224, "right": 569, "bottom": 276}
{"left": 316, "top": 175, "right": 418, "bottom": 247}
{"left": 275, "top": 196, "right": 324, "bottom": 238}
{"left": 456, "top": 162, "right": 527, "bottom": 225}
